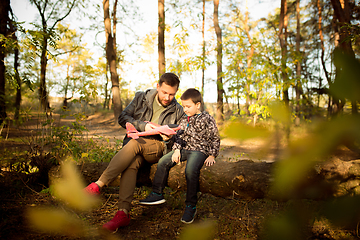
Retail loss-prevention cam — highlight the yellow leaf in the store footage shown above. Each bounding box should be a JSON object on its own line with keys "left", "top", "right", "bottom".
{"left": 223, "top": 121, "right": 270, "bottom": 141}
{"left": 26, "top": 207, "right": 85, "bottom": 237}
{"left": 180, "top": 220, "right": 216, "bottom": 240}
{"left": 52, "top": 160, "right": 100, "bottom": 211}
{"left": 269, "top": 101, "right": 290, "bottom": 125}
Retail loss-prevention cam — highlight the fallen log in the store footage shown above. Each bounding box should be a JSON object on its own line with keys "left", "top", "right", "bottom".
{"left": 48, "top": 157, "right": 360, "bottom": 200}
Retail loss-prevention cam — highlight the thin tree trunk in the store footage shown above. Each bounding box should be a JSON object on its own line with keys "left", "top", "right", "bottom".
{"left": 158, "top": 0, "right": 165, "bottom": 76}
{"left": 39, "top": 36, "right": 51, "bottom": 115}
{"left": 295, "top": 0, "right": 301, "bottom": 126}
{"left": 213, "top": 0, "right": 224, "bottom": 123}
{"left": 0, "top": 0, "right": 9, "bottom": 125}
{"left": 103, "top": 62, "right": 109, "bottom": 109}
{"left": 317, "top": 0, "right": 333, "bottom": 117}
{"left": 243, "top": 1, "right": 254, "bottom": 116}
{"left": 8, "top": 19, "right": 21, "bottom": 121}
{"left": 103, "top": 0, "right": 122, "bottom": 123}
{"left": 201, "top": 0, "right": 205, "bottom": 97}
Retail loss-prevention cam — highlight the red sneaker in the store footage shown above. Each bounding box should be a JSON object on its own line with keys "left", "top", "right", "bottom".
{"left": 84, "top": 182, "right": 100, "bottom": 195}
{"left": 102, "top": 210, "right": 130, "bottom": 232}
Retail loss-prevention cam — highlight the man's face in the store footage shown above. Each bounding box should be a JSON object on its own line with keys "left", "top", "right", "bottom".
{"left": 156, "top": 82, "right": 178, "bottom": 107}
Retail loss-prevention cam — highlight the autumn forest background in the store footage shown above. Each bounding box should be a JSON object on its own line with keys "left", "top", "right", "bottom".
{"left": 1, "top": 0, "right": 360, "bottom": 239}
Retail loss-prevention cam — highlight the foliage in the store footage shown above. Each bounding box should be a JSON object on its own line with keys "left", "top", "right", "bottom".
{"left": 224, "top": 53, "right": 360, "bottom": 239}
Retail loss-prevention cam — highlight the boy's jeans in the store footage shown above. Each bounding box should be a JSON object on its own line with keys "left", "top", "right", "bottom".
{"left": 152, "top": 149, "right": 208, "bottom": 206}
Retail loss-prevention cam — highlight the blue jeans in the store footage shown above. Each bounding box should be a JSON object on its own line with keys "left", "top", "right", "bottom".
{"left": 152, "top": 150, "right": 208, "bottom": 206}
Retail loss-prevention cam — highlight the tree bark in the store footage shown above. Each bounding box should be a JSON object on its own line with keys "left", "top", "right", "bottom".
{"left": 0, "top": 0, "right": 10, "bottom": 125}
{"left": 243, "top": 2, "right": 254, "bottom": 117}
{"left": 330, "top": 0, "right": 358, "bottom": 115}
{"left": 201, "top": 0, "right": 205, "bottom": 97}
{"left": 279, "top": 0, "right": 290, "bottom": 140}
{"left": 295, "top": 0, "right": 301, "bottom": 126}
{"left": 317, "top": 0, "right": 333, "bottom": 117}
{"left": 103, "top": 0, "right": 123, "bottom": 123}
{"left": 158, "top": 0, "right": 165, "bottom": 76}
{"left": 213, "top": 0, "right": 224, "bottom": 124}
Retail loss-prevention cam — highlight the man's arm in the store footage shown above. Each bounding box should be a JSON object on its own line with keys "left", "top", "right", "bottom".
{"left": 118, "top": 92, "right": 148, "bottom": 131}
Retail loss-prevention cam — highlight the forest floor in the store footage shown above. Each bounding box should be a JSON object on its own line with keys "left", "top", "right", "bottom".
{"left": 1, "top": 111, "right": 360, "bottom": 240}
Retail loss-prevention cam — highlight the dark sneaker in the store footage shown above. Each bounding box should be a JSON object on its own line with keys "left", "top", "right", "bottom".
{"left": 139, "top": 192, "right": 166, "bottom": 205}
{"left": 84, "top": 182, "right": 100, "bottom": 195}
{"left": 181, "top": 205, "right": 197, "bottom": 224}
{"left": 102, "top": 210, "right": 130, "bottom": 232}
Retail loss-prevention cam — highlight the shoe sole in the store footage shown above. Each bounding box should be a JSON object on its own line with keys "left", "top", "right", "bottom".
{"left": 181, "top": 209, "right": 197, "bottom": 224}
{"left": 139, "top": 199, "right": 166, "bottom": 205}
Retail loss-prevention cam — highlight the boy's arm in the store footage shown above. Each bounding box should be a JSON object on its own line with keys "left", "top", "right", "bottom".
{"left": 207, "top": 117, "right": 221, "bottom": 158}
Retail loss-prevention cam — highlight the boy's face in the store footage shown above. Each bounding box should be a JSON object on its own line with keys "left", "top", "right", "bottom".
{"left": 181, "top": 99, "right": 201, "bottom": 116}
{"left": 156, "top": 82, "right": 178, "bottom": 107}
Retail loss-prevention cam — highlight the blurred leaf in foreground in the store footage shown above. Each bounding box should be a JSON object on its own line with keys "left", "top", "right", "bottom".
{"left": 269, "top": 101, "right": 291, "bottom": 125}
{"left": 271, "top": 115, "right": 360, "bottom": 198}
{"left": 223, "top": 121, "right": 271, "bottom": 141}
{"left": 52, "top": 159, "right": 100, "bottom": 211}
{"left": 330, "top": 48, "right": 360, "bottom": 102}
{"left": 179, "top": 220, "right": 216, "bottom": 240}
{"left": 27, "top": 207, "right": 85, "bottom": 237}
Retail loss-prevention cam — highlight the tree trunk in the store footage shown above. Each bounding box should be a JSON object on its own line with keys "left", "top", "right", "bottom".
{"left": 330, "top": 0, "right": 358, "bottom": 115}
{"left": 279, "top": 0, "right": 290, "bottom": 140}
{"left": 317, "top": 0, "right": 333, "bottom": 117}
{"left": 279, "top": 0, "right": 289, "bottom": 108}
{"left": 14, "top": 42, "right": 21, "bottom": 120}
{"left": 243, "top": 2, "right": 254, "bottom": 117}
{"left": 0, "top": 0, "right": 10, "bottom": 125}
{"left": 103, "top": 0, "right": 123, "bottom": 123}
{"left": 39, "top": 36, "right": 51, "bottom": 114}
{"left": 158, "top": 0, "right": 165, "bottom": 76}
{"left": 213, "top": 0, "right": 224, "bottom": 124}
{"left": 295, "top": 0, "right": 301, "bottom": 126}
{"left": 201, "top": 0, "right": 205, "bottom": 97}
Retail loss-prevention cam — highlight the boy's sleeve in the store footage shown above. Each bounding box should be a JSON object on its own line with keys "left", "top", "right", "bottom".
{"left": 172, "top": 118, "right": 186, "bottom": 151}
{"left": 207, "top": 116, "right": 220, "bottom": 158}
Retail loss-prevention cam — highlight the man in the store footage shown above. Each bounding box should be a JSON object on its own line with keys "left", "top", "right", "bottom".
{"left": 85, "top": 73, "right": 184, "bottom": 232}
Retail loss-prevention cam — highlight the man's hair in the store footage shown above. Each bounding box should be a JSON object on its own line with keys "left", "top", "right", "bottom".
{"left": 159, "top": 73, "right": 180, "bottom": 88}
{"left": 180, "top": 88, "right": 202, "bottom": 104}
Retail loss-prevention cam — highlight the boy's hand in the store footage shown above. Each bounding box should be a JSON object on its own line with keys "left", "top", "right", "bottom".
{"left": 172, "top": 149, "right": 181, "bottom": 164}
{"left": 204, "top": 156, "right": 215, "bottom": 166}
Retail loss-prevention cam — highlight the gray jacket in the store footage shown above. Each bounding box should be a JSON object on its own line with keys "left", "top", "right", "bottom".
{"left": 118, "top": 89, "right": 185, "bottom": 149}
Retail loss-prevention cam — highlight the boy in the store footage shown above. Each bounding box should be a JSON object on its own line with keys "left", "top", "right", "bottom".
{"left": 139, "top": 88, "right": 220, "bottom": 224}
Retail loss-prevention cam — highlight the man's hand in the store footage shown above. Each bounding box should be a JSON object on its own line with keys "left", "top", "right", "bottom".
{"left": 204, "top": 156, "right": 215, "bottom": 166}
{"left": 160, "top": 133, "right": 172, "bottom": 141}
{"left": 172, "top": 149, "right": 181, "bottom": 164}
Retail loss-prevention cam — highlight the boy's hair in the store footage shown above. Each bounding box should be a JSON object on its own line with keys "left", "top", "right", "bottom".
{"left": 159, "top": 73, "right": 180, "bottom": 88}
{"left": 180, "top": 88, "right": 202, "bottom": 104}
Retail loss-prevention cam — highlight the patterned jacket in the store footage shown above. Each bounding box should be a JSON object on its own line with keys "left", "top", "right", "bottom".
{"left": 173, "top": 112, "right": 220, "bottom": 157}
